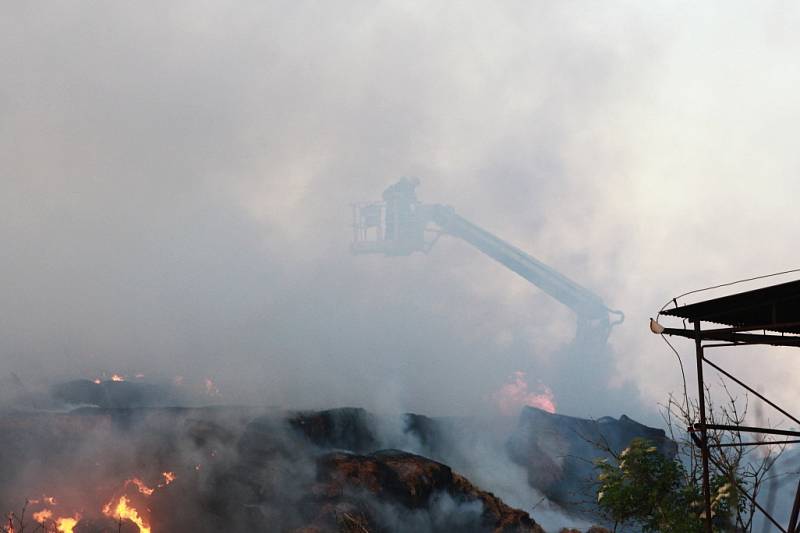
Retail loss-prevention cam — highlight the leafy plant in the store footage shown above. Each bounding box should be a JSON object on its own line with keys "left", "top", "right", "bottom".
{"left": 593, "top": 381, "right": 785, "bottom": 532}
{"left": 594, "top": 437, "right": 739, "bottom": 532}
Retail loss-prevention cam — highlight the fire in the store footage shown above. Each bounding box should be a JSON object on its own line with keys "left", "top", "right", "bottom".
{"left": 204, "top": 378, "right": 220, "bottom": 396}
{"left": 111, "top": 373, "right": 125, "bottom": 382}
{"left": 55, "top": 515, "right": 80, "bottom": 533}
{"left": 32, "top": 508, "right": 52, "bottom": 523}
{"left": 128, "top": 477, "right": 155, "bottom": 496}
{"left": 492, "top": 371, "right": 556, "bottom": 415}
{"left": 93, "top": 378, "right": 101, "bottom": 384}
{"left": 9, "top": 470, "right": 172, "bottom": 533}
{"left": 29, "top": 508, "right": 79, "bottom": 532}
{"left": 102, "top": 495, "right": 150, "bottom": 533}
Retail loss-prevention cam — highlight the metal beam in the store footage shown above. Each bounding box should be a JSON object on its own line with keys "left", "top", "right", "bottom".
{"left": 662, "top": 327, "right": 800, "bottom": 347}
{"left": 702, "top": 355, "right": 800, "bottom": 426}
{"left": 695, "top": 321, "right": 713, "bottom": 533}
{"left": 698, "top": 320, "right": 800, "bottom": 334}
{"left": 787, "top": 479, "right": 800, "bottom": 533}
{"left": 689, "top": 432, "right": 787, "bottom": 532}
{"left": 709, "top": 439, "right": 800, "bottom": 448}
{"left": 694, "top": 424, "right": 800, "bottom": 439}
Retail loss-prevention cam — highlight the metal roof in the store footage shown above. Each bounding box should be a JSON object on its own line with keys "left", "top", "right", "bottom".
{"left": 661, "top": 279, "right": 800, "bottom": 334}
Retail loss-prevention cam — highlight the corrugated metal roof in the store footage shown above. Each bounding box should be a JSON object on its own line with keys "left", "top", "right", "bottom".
{"left": 661, "top": 279, "right": 800, "bottom": 334}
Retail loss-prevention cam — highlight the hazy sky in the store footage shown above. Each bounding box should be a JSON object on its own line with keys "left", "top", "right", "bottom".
{"left": 3, "top": 1, "right": 800, "bottom": 422}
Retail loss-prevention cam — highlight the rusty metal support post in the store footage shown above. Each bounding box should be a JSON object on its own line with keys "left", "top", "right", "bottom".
{"left": 695, "top": 319, "right": 713, "bottom": 533}
{"left": 787, "top": 478, "right": 800, "bottom": 532}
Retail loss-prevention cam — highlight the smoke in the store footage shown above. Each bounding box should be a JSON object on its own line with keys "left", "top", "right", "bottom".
{"left": 492, "top": 371, "right": 556, "bottom": 415}
{"left": 371, "top": 411, "right": 589, "bottom": 530}
{"left": 2, "top": 1, "right": 629, "bottom": 421}
{"left": 370, "top": 493, "right": 486, "bottom": 533}
{"left": 4, "top": 1, "right": 800, "bottom": 431}
{"left": 0, "top": 407, "right": 253, "bottom": 532}
{"left": 0, "top": 405, "right": 592, "bottom": 531}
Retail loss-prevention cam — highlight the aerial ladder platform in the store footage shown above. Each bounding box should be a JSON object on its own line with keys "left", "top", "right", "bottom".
{"left": 351, "top": 178, "right": 623, "bottom": 345}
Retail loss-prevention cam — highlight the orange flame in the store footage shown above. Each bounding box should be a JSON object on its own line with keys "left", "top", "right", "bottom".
{"left": 102, "top": 495, "right": 150, "bottom": 533}
{"left": 33, "top": 508, "right": 52, "bottom": 523}
{"left": 127, "top": 478, "right": 154, "bottom": 496}
{"left": 9, "top": 472, "right": 172, "bottom": 533}
{"left": 492, "top": 371, "right": 556, "bottom": 415}
{"left": 204, "top": 378, "right": 220, "bottom": 396}
{"left": 93, "top": 378, "right": 102, "bottom": 384}
{"left": 55, "top": 515, "right": 80, "bottom": 533}
{"left": 111, "top": 374, "right": 125, "bottom": 382}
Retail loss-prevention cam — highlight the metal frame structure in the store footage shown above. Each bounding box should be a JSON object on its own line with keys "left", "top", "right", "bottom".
{"left": 654, "top": 279, "right": 800, "bottom": 532}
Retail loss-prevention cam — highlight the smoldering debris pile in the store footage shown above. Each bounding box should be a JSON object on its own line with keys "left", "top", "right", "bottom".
{"left": 51, "top": 379, "right": 183, "bottom": 409}
{"left": 508, "top": 407, "right": 677, "bottom": 509}
{"left": 0, "top": 374, "right": 217, "bottom": 411}
{"left": 183, "top": 408, "right": 548, "bottom": 532}
{"left": 0, "top": 399, "right": 670, "bottom": 532}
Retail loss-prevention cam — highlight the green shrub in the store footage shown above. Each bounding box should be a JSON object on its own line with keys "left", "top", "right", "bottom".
{"left": 594, "top": 438, "right": 737, "bottom": 532}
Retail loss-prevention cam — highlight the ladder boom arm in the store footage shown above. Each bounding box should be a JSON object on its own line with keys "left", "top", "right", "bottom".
{"left": 430, "top": 205, "right": 617, "bottom": 323}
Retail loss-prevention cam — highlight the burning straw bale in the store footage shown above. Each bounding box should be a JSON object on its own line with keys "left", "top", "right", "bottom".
{"left": 288, "top": 407, "right": 379, "bottom": 453}
{"left": 507, "top": 406, "right": 675, "bottom": 510}
{"left": 308, "top": 450, "right": 544, "bottom": 532}
{"left": 3, "top": 403, "right": 647, "bottom": 531}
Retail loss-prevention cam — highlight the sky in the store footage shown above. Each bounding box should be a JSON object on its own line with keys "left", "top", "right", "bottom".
{"left": 3, "top": 1, "right": 800, "bottom": 423}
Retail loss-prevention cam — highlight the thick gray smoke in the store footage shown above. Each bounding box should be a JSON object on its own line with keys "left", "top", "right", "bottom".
{"left": 3, "top": 2, "right": 800, "bottom": 425}
{"left": 0, "top": 405, "right": 591, "bottom": 531}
